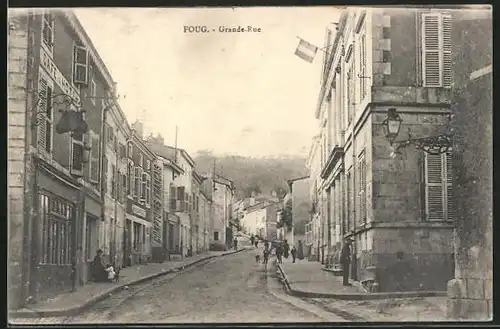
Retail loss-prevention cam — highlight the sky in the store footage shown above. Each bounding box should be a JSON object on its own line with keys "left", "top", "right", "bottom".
{"left": 73, "top": 7, "right": 341, "bottom": 158}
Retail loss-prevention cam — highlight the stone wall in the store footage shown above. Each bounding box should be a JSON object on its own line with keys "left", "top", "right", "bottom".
{"left": 8, "top": 12, "right": 29, "bottom": 310}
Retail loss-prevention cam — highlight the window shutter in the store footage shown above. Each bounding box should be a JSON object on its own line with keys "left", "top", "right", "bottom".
{"left": 37, "top": 77, "right": 48, "bottom": 152}
{"left": 122, "top": 173, "right": 127, "bottom": 202}
{"left": 424, "top": 152, "right": 444, "bottom": 220}
{"left": 170, "top": 185, "right": 177, "bottom": 211}
{"left": 72, "top": 142, "right": 84, "bottom": 173}
{"left": 134, "top": 167, "right": 140, "bottom": 197}
{"left": 73, "top": 45, "right": 89, "bottom": 85}
{"left": 442, "top": 14, "right": 452, "bottom": 88}
{"left": 445, "top": 152, "right": 454, "bottom": 221}
{"left": 128, "top": 162, "right": 134, "bottom": 196}
{"left": 103, "top": 156, "right": 108, "bottom": 193}
{"left": 422, "top": 13, "right": 442, "bottom": 87}
{"left": 42, "top": 13, "right": 54, "bottom": 50}
{"left": 90, "top": 134, "right": 100, "bottom": 183}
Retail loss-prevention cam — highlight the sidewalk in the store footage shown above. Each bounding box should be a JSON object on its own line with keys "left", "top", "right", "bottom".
{"left": 277, "top": 257, "right": 446, "bottom": 301}
{"left": 277, "top": 257, "right": 365, "bottom": 299}
{"left": 10, "top": 248, "right": 246, "bottom": 318}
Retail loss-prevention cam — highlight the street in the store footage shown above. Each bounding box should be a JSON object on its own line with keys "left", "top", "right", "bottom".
{"left": 13, "top": 249, "right": 323, "bottom": 324}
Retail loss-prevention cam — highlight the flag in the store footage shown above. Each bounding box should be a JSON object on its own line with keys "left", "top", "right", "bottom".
{"left": 294, "top": 38, "right": 318, "bottom": 63}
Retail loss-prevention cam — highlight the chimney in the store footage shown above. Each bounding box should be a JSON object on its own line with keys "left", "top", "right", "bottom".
{"left": 132, "top": 120, "right": 144, "bottom": 139}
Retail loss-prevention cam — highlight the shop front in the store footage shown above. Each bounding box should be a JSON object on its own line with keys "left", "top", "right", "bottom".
{"left": 125, "top": 204, "right": 152, "bottom": 266}
{"left": 31, "top": 160, "right": 81, "bottom": 301}
{"left": 81, "top": 191, "right": 101, "bottom": 284}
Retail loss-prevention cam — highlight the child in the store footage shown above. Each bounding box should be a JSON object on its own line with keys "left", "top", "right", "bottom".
{"left": 105, "top": 264, "right": 115, "bottom": 282}
{"left": 291, "top": 246, "right": 297, "bottom": 263}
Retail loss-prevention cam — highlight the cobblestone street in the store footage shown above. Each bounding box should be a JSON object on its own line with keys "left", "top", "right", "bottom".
{"left": 12, "top": 250, "right": 323, "bottom": 324}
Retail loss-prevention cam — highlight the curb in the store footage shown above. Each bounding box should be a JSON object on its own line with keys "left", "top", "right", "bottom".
{"left": 10, "top": 248, "right": 247, "bottom": 319}
{"left": 277, "top": 264, "right": 446, "bottom": 301}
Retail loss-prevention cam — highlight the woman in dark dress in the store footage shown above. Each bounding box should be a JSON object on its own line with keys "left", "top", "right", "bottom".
{"left": 91, "top": 249, "right": 107, "bottom": 282}
{"left": 297, "top": 240, "right": 304, "bottom": 260}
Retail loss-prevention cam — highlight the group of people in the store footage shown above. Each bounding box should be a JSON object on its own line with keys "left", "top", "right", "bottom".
{"left": 90, "top": 249, "right": 117, "bottom": 283}
{"left": 251, "top": 235, "right": 305, "bottom": 265}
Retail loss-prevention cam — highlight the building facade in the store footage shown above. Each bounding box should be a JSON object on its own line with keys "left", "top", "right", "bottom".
{"left": 7, "top": 9, "right": 127, "bottom": 307}
{"left": 445, "top": 8, "right": 492, "bottom": 320}
{"left": 305, "top": 135, "right": 322, "bottom": 261}
{"left": 312, "top": 7, "right": 456, "bottom": 292}
{"left": 212, "top": 174, "right": 235, "bottom": 247}
{"left": 124, "top": 124, "right": 156, "bottom": 266}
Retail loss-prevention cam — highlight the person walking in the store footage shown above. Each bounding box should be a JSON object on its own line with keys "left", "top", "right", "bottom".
{"left": 250, "top": 235, "right": 255, "bottom": 246}
{"left": 291, "top": 246, "right": 297, "bottom": 263}
{"left": 297, "top": 240, "right": 304, "bottom": 260}
{"left": 233, "top": 238, "right": 238, "bottom": 250}
{"left": 275, "top": 242, "right": 283, "bottom": 264}
{"left": 283, "top": 239, "right": 290, "bottom": 259}
{"left": 340, "top": 238, "right": 353, "bottom": 286}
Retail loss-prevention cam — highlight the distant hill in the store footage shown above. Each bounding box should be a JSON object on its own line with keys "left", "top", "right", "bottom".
{"left": 193, "top": 150, "right": 308, "bottom": 200}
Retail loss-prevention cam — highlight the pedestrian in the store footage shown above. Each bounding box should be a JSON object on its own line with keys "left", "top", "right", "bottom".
{"left": 105, "top": 264, "right": 116, "bottom": 282}
{"left": 233, "top": 238, "right": 238, "bottom": 250}
{"left": 297, "top": 240, "right": 304, "bottom": 260}
{"left": 263, "top": 247, "right": 270, "bottom": 265}
{"left": 275, "top": 243, "right": 283, "bottom": 264}
{"left": 340, "top": 238, "right": 353, "bottom": 286}
{"left": 291, "top": 246, "right": 297, "bottom": 263}
{"left": 250, "top": 235, "right": 255, "bottom": 246}
{"left": 283, "top": 239, "right": 290, "bottom": 259}
{"left": 91, "top": 249, "right": 107, "bottom": 282}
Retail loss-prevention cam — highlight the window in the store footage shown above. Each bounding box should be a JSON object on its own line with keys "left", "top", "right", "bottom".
{"left": 40, "top": 193, "right": 73, "bottom": 265}
{"left": 106, "top": 124, "right": 115, "bottom": 144}
{"left": 144, "top": 173, "right": 151, "bottom": 207}
{"left": 214, "top": 231, "right": 219, "bottom": 241}
{"left": 360, "top": 33, "right": 367, "bottom": 100}
{"left": 347, "top": 63, "right": 355, "bottom": 125}
{"left": 357, "top": 152, "right": 367, "bottom": 224}
{"left": 135, "top": 167, "right": 142, "bottom": 199}
{"left": 133, "top": 222, "right": 141, "bottom": 250}
{"left": 103, "top": 156, "right": 108, "bottom": 194}
{"left": 128, "top": 143, "right": 133, "bottom": 158}
{"left": 37, "top": 73, "right": 54, "bottom": 154}
{"left": 346, "top": 170, "right": 352, "bottom": 232}
{"left": 89, "top": 78, "right": 96, "bottom": 105}
{"left": 139, "top": 154, "right": 144, "bottom": 168}
{"left": 421, "top": 12, "right": 452, "bottom": 87}
{"left": 73, "top": 45, "right": 89, "bottom": 85}
{"left": 71, "top": 133, "right": 84, "bottom": 176}
{"left": 89, "top": 131, "right": 100, "bottom": 184}
{"left": 177, "top": 187, "right": 186, "bottom": 212}
{"left": 42, "top": 12, "right": 54, "bottom": 52}
{"left": 128, "top": 160, "right": 134, "bottom": 196}
{"left": 146, "top": 159, "right": 151, "bottom": 170}
{"left": 423, "top": 151, "right": 454, "bottom": 221}
{"left": 121, "top": 173, "right": 127, "bottom": 203}
{"left": 141, "top": 172, "right": 147, "bottom": 203}
{"left": 170, "top": 185, "right": 177, "bottom": 211}
{"left": 111, "top": 164, "right": 117, "bottom": 199}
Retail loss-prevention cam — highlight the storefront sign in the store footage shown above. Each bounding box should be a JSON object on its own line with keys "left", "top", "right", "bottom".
{"left": 40, "top": 47, "right": 80, "bottom": 102}
{"left": 132, "top": 205, "right": 146, "bottom": 218}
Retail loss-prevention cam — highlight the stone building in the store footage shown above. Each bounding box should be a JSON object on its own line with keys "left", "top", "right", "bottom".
{"left": 312, "top": 7, "right": 457, "bottom": 292}
{"left": 7, "top": 9, "right": 126, "bottom": 307}
{"left": 305, "top": 134, "right": 322, "bottom": 261}
{"left": 445, "top": 8, "right": 492, "bottom": 320}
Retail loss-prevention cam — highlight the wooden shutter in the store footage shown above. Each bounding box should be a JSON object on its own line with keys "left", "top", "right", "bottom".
{"left": 177, "top": 187, "right": 185, "bottom": 212}
{"left": 146, "top": 174, "right": 151, "bottom": 206}
{"left": 103, "top": 156, "right": 108, "bottom": 194}
{"left": 445, "top": 152, "right": 454, "bottom": 220}
{"left": 42, "top": 13, "right": 54, "bottom": 50}
{"left": 90, "top": 133, "right": 100, "bottom": 183}
{"left": 421, "top": 13, "right": 441, "bottom": 87}
{"left": 134, "top": 167, "right": 141, "bottom": 197}
{"left": 442, "top": 14, "right": 452, "bottom": 88}
{"left": 73, "top": 45, "right": 88, "bottom": 85}
{"left": 128, "top": 162, "right": 134, "bottom": 196}
{"left": 424, "top": 152, "right": 444, "bottom": 220}
{"left": 170, "top": 185, "right": 177, "bottom": 211}
{"left": 37, "top": 77, "right": 48, "bottom": 151}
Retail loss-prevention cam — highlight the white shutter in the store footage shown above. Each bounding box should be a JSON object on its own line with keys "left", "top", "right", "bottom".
{"left": 42, "top": 13, "right": 54, "bottom": 51}
{"left": 424, "top": 152, "right": 444, "bottom": 220}
{"left": 442, "top": 14, "right": 452, "bottom": 88}
{"left": 422, "top": 13, "right": 442, "bottom": 87}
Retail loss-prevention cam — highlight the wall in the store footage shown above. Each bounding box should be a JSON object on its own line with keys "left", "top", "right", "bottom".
{"left": 8, "top": 12, "right": 29, "bottom": 309}
{"left": 446, "top": 10, "right": 492, "bottom": 320}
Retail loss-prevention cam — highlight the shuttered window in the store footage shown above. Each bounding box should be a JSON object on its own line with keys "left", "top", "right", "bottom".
{"left": 424, "top": 151, "right": 454, "bottom": 221}
{"left": 360, "top": 33, "right": 367, "bottom": 100}
{"left": 177, "top": 187, "right": 186, "bottom": 212}
{"left": 42, "top": 12, "right": 54, "bottom": 52}
{"left": 37, "top": 74, "right": 54, "bottom": 154}
{"left": 357, "top": 153, "right": 367, "bottom": 224}
{"left": 89, "top": 131, "right": 100, "bottom": 184}
{"left": 134, "top": 167, "right": 142, "bottom": 198}
{"left": 127, "top": 160, "right": 134, "bottom": 196}
{"left": 421, "top": 12, "right": 452, "bottom": 88}
{"left": 71, "top": 133, "right": 84, "bottom": 175}
{"left": 170, "top": 185, "right": 177, "bottom": 212}
{"left": 73, "top": 45, "right": 89, "bottom": 85}
{"left": 145, "top": 173, "right": 151, "bottom": 207}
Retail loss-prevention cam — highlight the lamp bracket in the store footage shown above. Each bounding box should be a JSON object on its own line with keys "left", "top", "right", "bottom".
{"left": 31, "top": 91, "right": 82, "bottom": 127}
{"left": 393, "top": 128, "right": 453, "bottom": 155}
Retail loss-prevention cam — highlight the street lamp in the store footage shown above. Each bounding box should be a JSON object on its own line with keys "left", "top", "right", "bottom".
{"left": 382, "top": 108, "right": 452, "bottom": 157}
{"left": 81, "top": 142, "right": 92, "bottom": 164}
{"left": 381, "top": 108, "right": 402, "bottom": 146}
